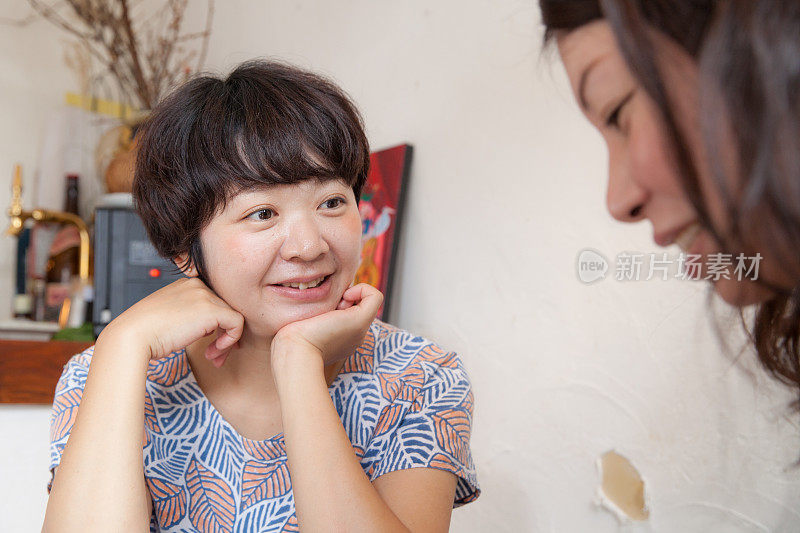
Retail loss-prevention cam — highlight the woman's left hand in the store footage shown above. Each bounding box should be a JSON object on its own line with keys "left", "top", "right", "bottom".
{"left": 271, "top": 283, "right": 383, "bottom": 372}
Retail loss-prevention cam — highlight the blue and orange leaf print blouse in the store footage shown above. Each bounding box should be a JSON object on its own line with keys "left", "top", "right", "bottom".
{"left": 49, "top": 319, "right": 480, "bottom": 532}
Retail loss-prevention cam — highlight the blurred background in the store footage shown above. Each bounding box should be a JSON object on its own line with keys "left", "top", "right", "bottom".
{"left": 1, "top": 1, "right": 800, "bottom": 531}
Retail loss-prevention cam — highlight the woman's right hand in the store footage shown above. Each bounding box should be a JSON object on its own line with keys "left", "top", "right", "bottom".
{"left": 100, "top": 277, "right": 245, "bottom": 367}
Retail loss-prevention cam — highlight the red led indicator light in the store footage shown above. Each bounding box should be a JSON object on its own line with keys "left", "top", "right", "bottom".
{"left": 149, "top": 268, "right": 161, "bottom": 278}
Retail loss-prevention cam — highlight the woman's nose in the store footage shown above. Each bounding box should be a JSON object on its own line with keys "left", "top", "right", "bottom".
{"left": 606, "top": 163, "right": 647, "bottom": 223}
{"left": 279, "top": 216, "right": 330, "bottom": 262}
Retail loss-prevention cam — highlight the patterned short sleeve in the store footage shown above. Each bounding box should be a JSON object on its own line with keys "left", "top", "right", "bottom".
{"left": 367, "top": 341, "right": 480, "bottom": 506}
{"left": 48, "top": 346, "right": 160, "bottom": 531}
{"left": 48, "top": 347, "right": 94, "bottom": 492}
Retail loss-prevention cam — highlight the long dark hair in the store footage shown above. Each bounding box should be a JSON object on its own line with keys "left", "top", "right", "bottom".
{"left": 540, "top": 1, "right": 800, "bottom": 402}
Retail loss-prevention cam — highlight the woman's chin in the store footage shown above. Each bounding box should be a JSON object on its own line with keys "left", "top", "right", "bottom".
{"left": 713, "top": 277, "right": 776, "bottom": 307}
{"left": 246, "top": 302, "right": 339, "bottom": 338}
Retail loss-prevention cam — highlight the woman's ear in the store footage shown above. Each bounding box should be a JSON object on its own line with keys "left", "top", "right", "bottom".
{"left": 174, "top": 254, "right": 198, "bottom": 278}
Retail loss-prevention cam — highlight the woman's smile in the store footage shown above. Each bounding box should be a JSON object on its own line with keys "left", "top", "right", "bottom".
{"left": 267, "top": 273, "right": 335, "bottom": 301}
{"left": 671, "top": 221, "right": 703, "bottom": 254}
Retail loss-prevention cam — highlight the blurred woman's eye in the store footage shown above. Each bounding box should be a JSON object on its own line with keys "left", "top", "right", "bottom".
{"left": 605, "top": 91, "right": 634, "bottom": 131}
{"left": 320, "top": 197, "right": 346, "bottom": 209}
{"left": 246, "top": 208, "right": 275, "bottom": 221}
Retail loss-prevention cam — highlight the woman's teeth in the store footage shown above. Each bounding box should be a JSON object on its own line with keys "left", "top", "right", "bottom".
{"left": 674, "top": 222, "right": 702, "bottom": 252}
{"left": 280, "top": 276, "right": 326, "bottom": 290}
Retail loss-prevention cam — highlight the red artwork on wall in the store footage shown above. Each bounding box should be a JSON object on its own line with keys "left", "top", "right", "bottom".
{"left": 355, "top": 144, "right": 413, "bottom": 321}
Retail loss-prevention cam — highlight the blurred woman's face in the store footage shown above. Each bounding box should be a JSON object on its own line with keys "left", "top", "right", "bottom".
{"left": 556, "top": 20, "right": 775, "bottom": 306}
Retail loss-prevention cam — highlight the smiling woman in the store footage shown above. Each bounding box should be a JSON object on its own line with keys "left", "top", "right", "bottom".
{"left": 540, "top": 1, "right": 800, "bottom": 411}
{"left": 135, "top": 61, "right": 370, "bottom": 346}
{"left": 42, "top": 60, "right": 479, "bottom": 532}
{"left": 183, "top": 179, "right": 364, "bottom": 340}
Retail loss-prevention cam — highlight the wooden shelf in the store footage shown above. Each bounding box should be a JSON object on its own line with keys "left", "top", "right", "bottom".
{"left": 0, "top": 340, "right": 92, "bottom": 404}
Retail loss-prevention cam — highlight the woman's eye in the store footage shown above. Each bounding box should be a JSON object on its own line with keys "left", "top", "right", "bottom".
{"left": 605, "top": 92, "right": 634, "bottom": 130}
{"left": 605, "top": 103, "right": 623, "bottom": 128}
{"left": 321, "top": 197, "right": 345, "bottom": 209}
{"left": 246, "top": 208, "right": 274, "bottom": 221}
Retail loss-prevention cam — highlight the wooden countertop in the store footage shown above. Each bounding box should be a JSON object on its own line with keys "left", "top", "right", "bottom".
{"left": 0, "top": 340, "right": 93, "bottom": 404}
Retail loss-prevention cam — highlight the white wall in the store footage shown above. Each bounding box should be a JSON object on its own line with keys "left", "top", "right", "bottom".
{"left": 3, "top": 1, "right": 800, "bottom": 531}
{"left": 0, "top": 6, "right": 76, "bottom": 531}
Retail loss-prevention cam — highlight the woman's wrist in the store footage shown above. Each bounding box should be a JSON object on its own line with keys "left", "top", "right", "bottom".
{"left": 270, "top": 339, "right": 325, "bottom": 392}
{"left": 94, "top": 322, "right": 152, "bottom": 371}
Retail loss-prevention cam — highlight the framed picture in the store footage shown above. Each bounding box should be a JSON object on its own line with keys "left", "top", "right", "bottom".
{"left": 356, "top": 144, "right": 413, "bottom": 321}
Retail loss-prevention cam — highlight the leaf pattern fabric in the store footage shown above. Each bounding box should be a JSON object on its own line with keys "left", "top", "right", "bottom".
{"left": 48, "top": 320, "right": 479, "bottom": 532}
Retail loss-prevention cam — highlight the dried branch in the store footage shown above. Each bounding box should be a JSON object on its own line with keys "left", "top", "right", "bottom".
{"left": 22, "top": 0, "right": 214, "bottom": 111}
{"left": 196, "top": 0, "right": 214, "bottom": 73}
{"left": 118, "top": 0, "right": 150, "bottom": 107}
{"left": 0, "top": 11, "right": 39, "bottom": 26}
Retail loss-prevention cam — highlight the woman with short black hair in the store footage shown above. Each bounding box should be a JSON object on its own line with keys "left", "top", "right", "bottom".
{"left": 44, "top": 59, "right": 479, "bottom": 532}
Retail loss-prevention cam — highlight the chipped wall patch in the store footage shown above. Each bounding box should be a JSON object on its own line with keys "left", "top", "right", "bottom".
{"left": 596, "top": 450, "right": 650, "bottom": 522}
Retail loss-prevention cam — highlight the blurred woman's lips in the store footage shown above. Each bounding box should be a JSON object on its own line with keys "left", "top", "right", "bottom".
{"left": 268, "top": 274, "right": 333, "bottom": 301}
{"left": 673, "top": 222, "right": 703, "bottom": 253}
{"left": 655, "top": 221, "right": 702, "bottom": 249}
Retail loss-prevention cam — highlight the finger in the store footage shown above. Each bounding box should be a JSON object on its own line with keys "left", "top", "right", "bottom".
{"left": 342, "top": 284, "right": 383, "bottom": 315}
{"left": 342, "top": 283, "right": 382, "bottom": 304}
{"left": 341, "top": 283, "right": 373, "bottom": 303}
{"left": 205, "top": 339, "right": 238, "bottom": 360}
{"left": 215, "top": 330, "right": 240, "bottom": 351}
{"left": 214, "top": 308, "right": 245, "bottom": 350}
{"left": 210, "top": 352, "right": 229, "bottom": 368}
{"left": 337, "top": 298, "right": 354, "bottom": 310}
{"left": 204, "top": 341, "right": 223, "bottom": 360}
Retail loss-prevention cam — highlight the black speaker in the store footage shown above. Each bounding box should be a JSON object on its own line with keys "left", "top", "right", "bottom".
{"left": 92, "top": 194, "right": 184, "bottom": 337}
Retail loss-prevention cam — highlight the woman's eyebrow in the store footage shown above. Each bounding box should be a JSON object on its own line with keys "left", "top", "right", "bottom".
{"left": 578, "top": 55, "right": 607, "bottom": 113}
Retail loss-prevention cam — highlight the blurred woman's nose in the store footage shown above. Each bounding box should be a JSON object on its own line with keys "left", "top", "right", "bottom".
{"left": 279, "top": 215, "right": 330, "bottom": 262}
{"left": 606, "top": 159, "right": 647, "bottom": 223}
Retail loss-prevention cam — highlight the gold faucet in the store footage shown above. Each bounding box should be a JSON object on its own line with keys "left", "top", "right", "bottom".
{"left": 6, "top": 164, "right": 91, "bottom": 283}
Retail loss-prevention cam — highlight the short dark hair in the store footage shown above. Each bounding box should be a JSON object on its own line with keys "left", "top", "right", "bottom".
{"left": 133, "top": 59, "right": 370, "bottom": 283}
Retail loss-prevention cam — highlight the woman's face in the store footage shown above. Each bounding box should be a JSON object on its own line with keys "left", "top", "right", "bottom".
{"left": 193, "top": 178, "right": 363, "bottom": 338}
{"left": 557, "top": 21, "right": 775, "bottom": 306}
